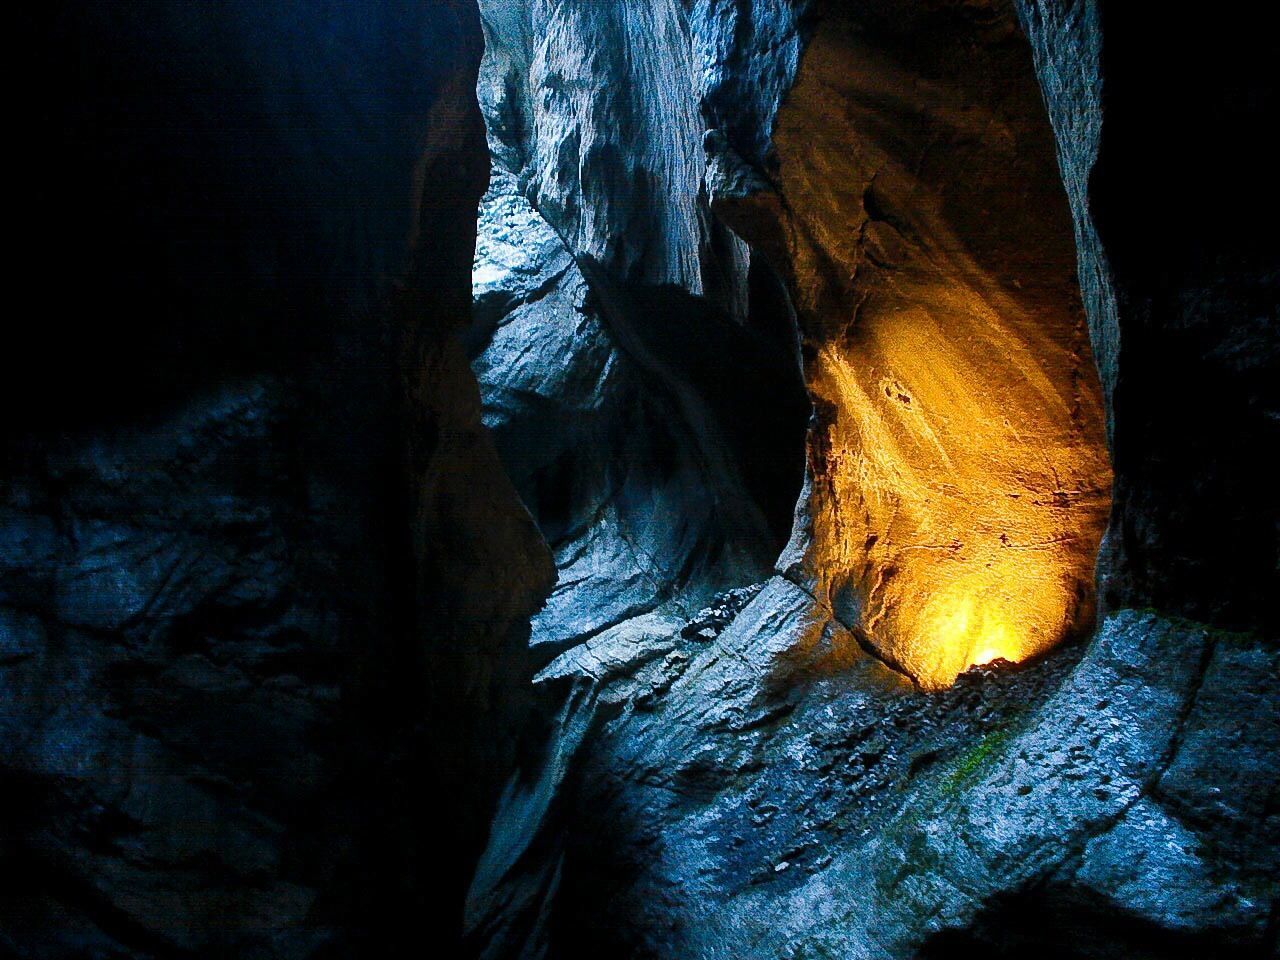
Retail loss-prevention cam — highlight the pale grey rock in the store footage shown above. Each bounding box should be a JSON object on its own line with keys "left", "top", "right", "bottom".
{"left": 692, "top": 0, "right": 810, "bottom": 198}
{"left": 479, "top": 0, "right": 749, "bottom": 303}
{"left": 469, "top": 3, "right": 808, "bottom": 658}
{"left": 466, "top": 678, "right": 599, "bottom": 960}
{"left": 1075, "top": 798, "right": 1263, "bottom": 935}
{"left": 613, "top": 611, "right": 1273, "bottom": 959}
{"left": 537, "top": 611, "right": 684, "bottom": 691}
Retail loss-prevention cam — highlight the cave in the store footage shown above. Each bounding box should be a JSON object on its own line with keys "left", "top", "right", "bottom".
{"left": 3, "top": 3, "right": 1276, "bottom": 959}
{"left": 471, "top": 0, "right": 1112, "bottom": 692}
{"left": 710, "top": 3, "right": 1115, "bottom": 688}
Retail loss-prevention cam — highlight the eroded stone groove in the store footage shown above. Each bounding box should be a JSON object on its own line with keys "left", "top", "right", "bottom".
{"left": 470, "top": 0, "right": 811, "bottom": 658}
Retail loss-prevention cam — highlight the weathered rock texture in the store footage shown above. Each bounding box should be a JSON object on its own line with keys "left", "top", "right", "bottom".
{"left": 469, "top": 0, "right": 811, "bottom": 658}
{"left": 466, "top": 1, "right": 1279, "bottom": 957}
{"left": 708, "top": 0, "right": 1112, "bottom": 688}
{"left": 3, "top": 3, "right": 551, "bottom": 957}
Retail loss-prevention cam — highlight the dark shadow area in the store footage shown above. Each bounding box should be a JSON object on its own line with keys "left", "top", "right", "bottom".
{"left": 582, "top": 267, "right": 811, "bottom": 560}
{"left": 1090, "top": 8, "right": 1279, "bottom": 634}
{"left": 918, "top": 884, "right": 1274, "bottom": 960}
{"left": 4, "top": 4, "right": 551, "bottom": 958}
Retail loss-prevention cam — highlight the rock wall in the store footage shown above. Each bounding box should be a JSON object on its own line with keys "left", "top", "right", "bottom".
{"left": 466, "top": 2, "right": 1279, "bottom": 957}
{"left": 468, "top": 0, "right": 811, "bottom": 659}
{"left": 3, "top": 3, "right": 552, "bottom": 956}
{"left": 1017, "top": 0, "right": 1279, "bottom": 633}
{"left": 706, "top": 0, "right": 1113, "bottom": 687}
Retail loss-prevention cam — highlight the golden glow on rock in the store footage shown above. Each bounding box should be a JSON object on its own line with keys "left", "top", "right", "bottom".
{"left": 710, "top": 10, "right": 1115, "bottom": 689}
{"left": 912, "top": 569, "right": 1050, "bottom": 680}
{"left": 811, "top": 280, "right": 1111, "bottom": 690}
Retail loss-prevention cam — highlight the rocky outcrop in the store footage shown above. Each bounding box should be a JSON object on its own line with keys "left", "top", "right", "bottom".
{"left": 3, "top": 3, "right": 551, "bottom": 956}
{"left": 466, "top": 2, "right": 1279, "bottom": 957}
{"left": 468, "top": 0, "right": 811, "bottom": 658}
{"left": 537, "top": 605, "right": 1275, "bottom": 959}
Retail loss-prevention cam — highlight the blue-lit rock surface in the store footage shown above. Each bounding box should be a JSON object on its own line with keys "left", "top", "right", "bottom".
{"left": 463, "top": 2, "right": 1279, "bottom": 957}
{"left": 3, "top": 2, "right": 1274, "bottom": 958}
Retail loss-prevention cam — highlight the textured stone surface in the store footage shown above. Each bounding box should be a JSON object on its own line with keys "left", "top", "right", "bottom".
{"left": 482, "top": 601, "right": 1278, "bottom": 958}
{"left": 479, "top": 0, "right": 747, "bottom": 302}
{"left": 469, "top": 0, "right": 811, "bottom": 657}
{"left": 465, "top": 2, "right": 1279, "bottom": 957}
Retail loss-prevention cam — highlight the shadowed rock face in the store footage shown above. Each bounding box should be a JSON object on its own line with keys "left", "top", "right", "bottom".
{"left": 466, "top": 2, "right": 1278, "bottom": 958}
{"left": 1018, "top": 1, "right": 1279, "bottom": 634}
{"left": 4, "top": 3, "right": 552, "bottom": 957}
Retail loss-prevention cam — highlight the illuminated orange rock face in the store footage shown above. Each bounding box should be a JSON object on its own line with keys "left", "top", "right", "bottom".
{"left": 718, "top": 5, "right": 1112, "bottom": 688}
{"left": 810, "top": 284, "right": 1111, "bottom": 688}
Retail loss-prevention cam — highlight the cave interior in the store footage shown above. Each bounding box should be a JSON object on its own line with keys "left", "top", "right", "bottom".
{"left": 2, "top": 2, "right": 1276, "bottom": 959}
